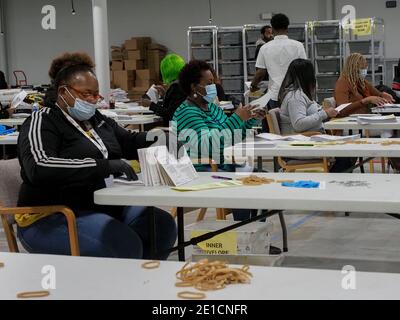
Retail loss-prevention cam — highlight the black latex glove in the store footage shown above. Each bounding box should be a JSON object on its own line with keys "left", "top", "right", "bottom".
{"left": 108, "top": 159, "right": 138, "bottom": 181}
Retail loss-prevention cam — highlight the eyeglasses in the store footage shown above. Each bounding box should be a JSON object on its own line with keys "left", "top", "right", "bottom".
{"left": 68, "top": 86, "right": 102, "bottom": 100}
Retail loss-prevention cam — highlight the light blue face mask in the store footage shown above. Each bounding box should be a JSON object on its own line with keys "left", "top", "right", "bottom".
{"left": 62, "top": 87, "right": 97, "bottom": 121}
{"left": 199, "top": 84, "right": 218, "bottom": 104}
{"left": 359, "top": 69, "right": 368, "bottom": 80}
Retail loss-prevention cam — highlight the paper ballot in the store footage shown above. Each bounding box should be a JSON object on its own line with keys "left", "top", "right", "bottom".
{"left": 146, "top": 85, "right": 159, "bottom": 103}
{"left": 138, "top": 145, "right": 198, "bottom": 187}
{"left": 249, "top": 91, "right": 273, "bottom": 110}
{"left": 335, "top": 103, "right": 352, "bottom": 113}
{"left": 10, "top": 90, "right": 28, "bottom": 109}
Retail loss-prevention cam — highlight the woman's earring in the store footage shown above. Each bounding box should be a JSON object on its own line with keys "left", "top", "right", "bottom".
{"left": 193, "top": 93, "right": 197, "bottom": 98}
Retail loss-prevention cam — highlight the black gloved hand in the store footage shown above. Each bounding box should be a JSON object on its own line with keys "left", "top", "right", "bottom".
{"left": 108, "top": 159, "right": 138, "bottom": 181}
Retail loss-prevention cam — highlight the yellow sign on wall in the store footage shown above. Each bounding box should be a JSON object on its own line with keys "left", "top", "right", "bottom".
{"left": 353, "top": 18, "right": 372, "bottom": 36}
{"left": 191, "top": 230, "right": 237, "bottom": 255}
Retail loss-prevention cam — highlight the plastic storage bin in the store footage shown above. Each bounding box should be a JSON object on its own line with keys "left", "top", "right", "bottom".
{"left": 246, "top": 29, "right": 259, "bottom": 44}
{"left": 219, "top": 32, "right": 242, "bottom": 45}
{"left": 219, "top": 46, "right": 243, "bottom": 61}
{"left": 246, "top": 45, "right": 257, "bottom": 60}
{"left": 314, "top": 25, "right": 340, "bottom": 40}
{"left": 316, "top": 58, "right": 341, "bottom": 73}
{"left": 247, "top": 62, "right": 256, "bottom": 76}
{"left": 221, "top": 78, "right": 244, "bottom": 92}
{"left": 288, "top": 27, "right": 305, "bottom": 41}
{"left": 229, "top": 93, "right": 244, "bottom": 105}
{"left": 316, "top": 42, "right": 340, "bottom": 56}
{"left": 366, "top": 75, "right": 383, "bottom": 85}
{"left": 316, "top": 91, "right": 335, "bottom": 103}
{"left": 219, "top": 62, "right": 244, "bottom": 76}
{"left": 192, "top": 47, "right": 213, "bottom": 61}
{"left": 317, "top": 75, "right": 339, "bottom": 89}
{"left": 348, "top": 41, "right": 380, "bottom": 55}
{"left": 366, "top": 59, "right": 383, "bottom": 73}
{"left": 191, "top": 32, "right": 213, "bottom": 46}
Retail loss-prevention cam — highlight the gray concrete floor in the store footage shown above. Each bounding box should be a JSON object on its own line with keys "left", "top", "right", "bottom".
{"left": 2, "top": 159, "right": 400, "bottom": 274}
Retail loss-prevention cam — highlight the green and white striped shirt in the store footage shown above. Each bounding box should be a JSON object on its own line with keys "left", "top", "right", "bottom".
{"left": 172, "top": 101, "right": 257, "bottom": 166}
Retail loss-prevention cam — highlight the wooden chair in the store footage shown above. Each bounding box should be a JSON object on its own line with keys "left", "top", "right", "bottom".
{"left": 266, "top": 108, "right": 329, "bottom": 172}
{"left": 323, "top": 97, "right": 385, "bottom": 173}
{"left": 0, "top": 159, "right": 80, "bottom": 256}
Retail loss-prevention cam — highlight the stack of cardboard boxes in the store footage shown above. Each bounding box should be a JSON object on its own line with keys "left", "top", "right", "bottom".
{"left": 110, "top": 37, "right": 168, "bottom": 101}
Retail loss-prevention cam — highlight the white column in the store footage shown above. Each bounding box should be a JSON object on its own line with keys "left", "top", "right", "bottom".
{"left": 326, "top": 0, "right": 335, "bottom": 20}
{"left": 92, "top": 0, "right": 110, "bottom": 102}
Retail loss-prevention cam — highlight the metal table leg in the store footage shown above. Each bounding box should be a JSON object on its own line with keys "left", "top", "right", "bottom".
{"left": 177, "top": 207, "right": 185, "bottom": 261}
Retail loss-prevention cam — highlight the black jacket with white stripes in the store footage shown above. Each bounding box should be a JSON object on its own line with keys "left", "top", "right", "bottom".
{"left": 17, "top": 105, "right": 153, "bottom": 210}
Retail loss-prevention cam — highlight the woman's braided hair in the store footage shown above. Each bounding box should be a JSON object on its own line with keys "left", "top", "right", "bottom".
{"left": 342, "top": 53, "right": 367, "bottom": 94}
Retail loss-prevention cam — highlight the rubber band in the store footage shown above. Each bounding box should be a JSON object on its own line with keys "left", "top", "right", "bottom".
{"left": 17, "top": 291, "right": 50, "bottom": 299}
{"left": 141, "top": 261, "right": 160, "bottom": 269}
{"left": 175, "top": 259, "right": 252, "bottom": 292}
{"left": 177, "top": 291, "right": 206, "bottom": 300}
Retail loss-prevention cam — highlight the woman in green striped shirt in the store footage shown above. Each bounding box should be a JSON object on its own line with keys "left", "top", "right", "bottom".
{"left": 173, "top": 60, "right": 264, "bottom": 170}
{"left": 172, "top": 60, "right": 265, "bottom": 222}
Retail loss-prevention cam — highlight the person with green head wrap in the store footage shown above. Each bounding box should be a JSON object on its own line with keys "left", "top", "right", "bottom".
{"left": 141, "top": 54, "right": 187, "bottom": 126}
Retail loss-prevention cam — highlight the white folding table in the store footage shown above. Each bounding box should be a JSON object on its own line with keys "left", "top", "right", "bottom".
{"left": 94, "top": 172, "right": 400, "bottom": 261}
{"left": 324, "top": 117, "right": 400, "bottom": 131}
{"left": 2, "top": 252, "right": 400, "bottom": 300}
{"left": 225, "top": 138, "right": 400, "bottom": 172}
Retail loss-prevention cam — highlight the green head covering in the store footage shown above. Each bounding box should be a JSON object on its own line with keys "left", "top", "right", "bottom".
{"left": 160, "top": 54, "right": 185, "bottom": 85}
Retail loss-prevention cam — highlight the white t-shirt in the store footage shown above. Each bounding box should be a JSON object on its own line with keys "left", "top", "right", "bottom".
{"left": 255, "top": 35, "right": 307, "bottom": 101}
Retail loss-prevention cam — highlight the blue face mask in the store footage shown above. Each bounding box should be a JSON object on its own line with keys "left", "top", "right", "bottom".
{"left": 62, "top": 88, "right": 97, "bottom": 121}
{"left": 359, "top": 69, "right": 368, "bottom": 80}
{"left": 199, "top": 84, "right": 218, "bottom": 104}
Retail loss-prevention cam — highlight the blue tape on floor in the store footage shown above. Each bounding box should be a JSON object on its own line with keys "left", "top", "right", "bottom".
{"left": 271, "top": 211, "right": 322, "bottom": 241}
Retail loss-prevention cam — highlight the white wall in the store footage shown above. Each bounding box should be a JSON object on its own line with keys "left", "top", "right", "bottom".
{"left": 335, "top": 0, "right": 400, "bottom": 58}
{"left": 4, "top": 0, "right": 94, "bottom": 85}
{"left": 3, "top": 0, "right": 332, "bottom": 85}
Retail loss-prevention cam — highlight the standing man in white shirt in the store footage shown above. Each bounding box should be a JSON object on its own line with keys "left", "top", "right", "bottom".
{"left": 250, "top": 13, "right": 307, "bottom": 111}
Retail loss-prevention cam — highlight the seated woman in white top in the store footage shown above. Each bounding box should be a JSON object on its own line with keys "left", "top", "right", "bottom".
{"left": 278, "top": 58, "right": 355, "bottom": 173}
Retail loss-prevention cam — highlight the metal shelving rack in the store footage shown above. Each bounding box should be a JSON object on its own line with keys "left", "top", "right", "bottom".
{"left": 242, "top": 24, "right": 263, "bottom": 104}
{"left": 310, "top": 20, "right": 343, "bottom": 103}
{"left": 343, "top": 17, "right": 385, "bottom": 86}
{"left": 187, "top": 26, "right": 218, "bottom": 71}
{"left": 217, "top": 27, "right": 245, "bottom": 105}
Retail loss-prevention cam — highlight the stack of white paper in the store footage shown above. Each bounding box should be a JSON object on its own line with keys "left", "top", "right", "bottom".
{"left": 257, "top": 133, "right": 310, "bottom": 141}
{"left": 219, "top": 101, "right": 234, "bottom": 110}
{"left": 113, "top": 175, "right": 144, "bottom": 186}
{"left": 110, "top": 88, "right": 129, "bottom": 102}
{"left": 146, "top": 85, "right": 159, "bottom": 103}
{"left": 382, "top": 103, "right": 400, "bottom": 108}
{"left": 138, "top": 146, "right": 198, "bottom": 187}
{"left": 357, "top": 114, "right": 397, "bottom": 124}
{"left": 309, "top": 134, "right": 360, "bottom": 142}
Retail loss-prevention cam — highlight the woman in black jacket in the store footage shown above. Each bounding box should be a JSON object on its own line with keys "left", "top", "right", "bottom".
{"left": 17, "top": 52, "right": 177, "bottom": 259}
{"left": 141, "top": 54, "right": 187, "bottom": 126}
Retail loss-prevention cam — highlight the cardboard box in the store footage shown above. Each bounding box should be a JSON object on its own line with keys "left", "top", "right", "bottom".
{"left": 136, "top": 69, "right": 157, "bottom": 80}
{"left": 185, "top": 220, "right": 273, "bottom": 257}
{"left": 124, "top": 59, "right": 144, "bottom": 70}
{"left": 124, "top": 37, "right": 152, "bottom": 51}
{"left": 148, "top": 43, "right": 168, "bottom": 52}
{"left": 126, "top": 50, "right": 144, "bottom": 60}
{"left": 113, "top": 70, "right": 135, "bottom": 91}
{"left": 111, "top": 60, "right": 124, "bottom": 71}
{"left": 135, "top": 79, "right": 156, "bottom": 88}
{"left": 111, "top": 51, "right": 124, "bottom": 60}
